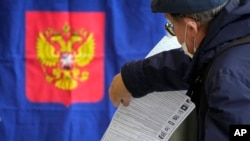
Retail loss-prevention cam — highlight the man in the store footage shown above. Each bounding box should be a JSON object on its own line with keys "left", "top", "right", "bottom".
{"left": 109, "top": 0, "right": 250, "bottom": 140}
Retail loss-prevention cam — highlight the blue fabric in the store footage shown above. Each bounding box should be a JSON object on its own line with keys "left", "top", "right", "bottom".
{"left": 0, "top": 0, "right": 165, "bottom": 141}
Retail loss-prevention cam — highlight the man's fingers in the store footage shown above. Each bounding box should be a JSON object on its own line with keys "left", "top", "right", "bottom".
{"left": 108, "top": 74, "right": 132, "bottom": 107}
{"left": 113, "top": 100, "right": 120, "bottom": 107}
{"left": 121, "top": 97, "right": 131, "bottom": 107}
{"left": 109, "top": 93, "right": 120, "bottom": 107}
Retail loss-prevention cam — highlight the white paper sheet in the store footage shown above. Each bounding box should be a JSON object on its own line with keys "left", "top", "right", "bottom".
{"left": 101, "top": 91, "right": 195, "bottom": 141}
{"left": 145, "top": 36, "right": 180, "bottom": 58}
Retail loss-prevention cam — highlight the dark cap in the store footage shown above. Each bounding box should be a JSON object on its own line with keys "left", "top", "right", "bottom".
{"left": 151, "top": 0, "right": 229, "bottom": 13}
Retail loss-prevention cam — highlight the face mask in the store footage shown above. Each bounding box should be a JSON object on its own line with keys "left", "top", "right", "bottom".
{"left": 181, "top": 22, "right": 196, "bottom": 58}
{"left": 182, "top": 42, "right": 194, "bottom": 58}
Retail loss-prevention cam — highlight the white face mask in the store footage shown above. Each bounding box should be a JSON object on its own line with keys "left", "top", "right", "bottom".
{"left": 181, "top": 22, "right": 196, "bottom": 58}
{"left": 182, "top": 42, "right": 194, "bottom": 58}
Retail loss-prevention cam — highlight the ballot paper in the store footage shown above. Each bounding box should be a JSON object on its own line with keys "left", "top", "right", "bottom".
{"left": 101, "top": 36, "right": 195, "bottom": 141}
{"left": 145, "top": 35, "right": 180, "bottom": 57}
{"left": 101, "top": 91, "right": 195, "bottom": 141}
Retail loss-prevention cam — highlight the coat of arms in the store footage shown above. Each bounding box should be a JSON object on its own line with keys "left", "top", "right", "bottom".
{"left": 36, "top": 24, "right": 95, "bottom": 90}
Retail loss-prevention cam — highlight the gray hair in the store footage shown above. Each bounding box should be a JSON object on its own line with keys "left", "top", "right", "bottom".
{"left": 171, "top": 2, "right": 227, "bottom": 25}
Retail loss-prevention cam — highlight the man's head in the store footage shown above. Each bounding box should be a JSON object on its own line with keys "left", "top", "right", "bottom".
{"left": 151, "top": 0, "right": 229, "bottom": 14}
{"left": 151, "top": 0, "right": 229, "bottom": 58}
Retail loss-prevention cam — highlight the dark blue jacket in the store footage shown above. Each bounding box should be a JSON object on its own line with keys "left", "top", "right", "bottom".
{"left": 121, "top": 0, "right": 250, "bottom": 140}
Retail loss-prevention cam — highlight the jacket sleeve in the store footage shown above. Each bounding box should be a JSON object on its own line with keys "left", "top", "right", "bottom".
{"left": 121, "top": 48, "right": 191, "bottom": 98}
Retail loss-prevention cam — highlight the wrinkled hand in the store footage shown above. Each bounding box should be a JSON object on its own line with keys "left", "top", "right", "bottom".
{"left": 109, "top": 73, "right": 132, "bottom": 107}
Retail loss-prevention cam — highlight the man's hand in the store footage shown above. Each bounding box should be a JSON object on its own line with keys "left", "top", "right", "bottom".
{"left": 109, "top": 73, "right": 132, "bottom": 107}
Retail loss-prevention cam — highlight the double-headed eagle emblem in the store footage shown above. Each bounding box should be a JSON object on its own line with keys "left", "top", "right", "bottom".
{"left": 36, "top": 24, "right": 95, "bottom": 90}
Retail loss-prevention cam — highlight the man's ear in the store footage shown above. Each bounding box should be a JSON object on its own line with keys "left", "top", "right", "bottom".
{"left": 186, "top": 21, "right": 198, "bottom": 37}
{"left": 182, "top": 17, "right": 198, "bottom": 36}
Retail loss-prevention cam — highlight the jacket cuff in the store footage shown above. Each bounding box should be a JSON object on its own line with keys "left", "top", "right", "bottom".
{"left": 121, "top": 60, "right": 152, "bottom": 98}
